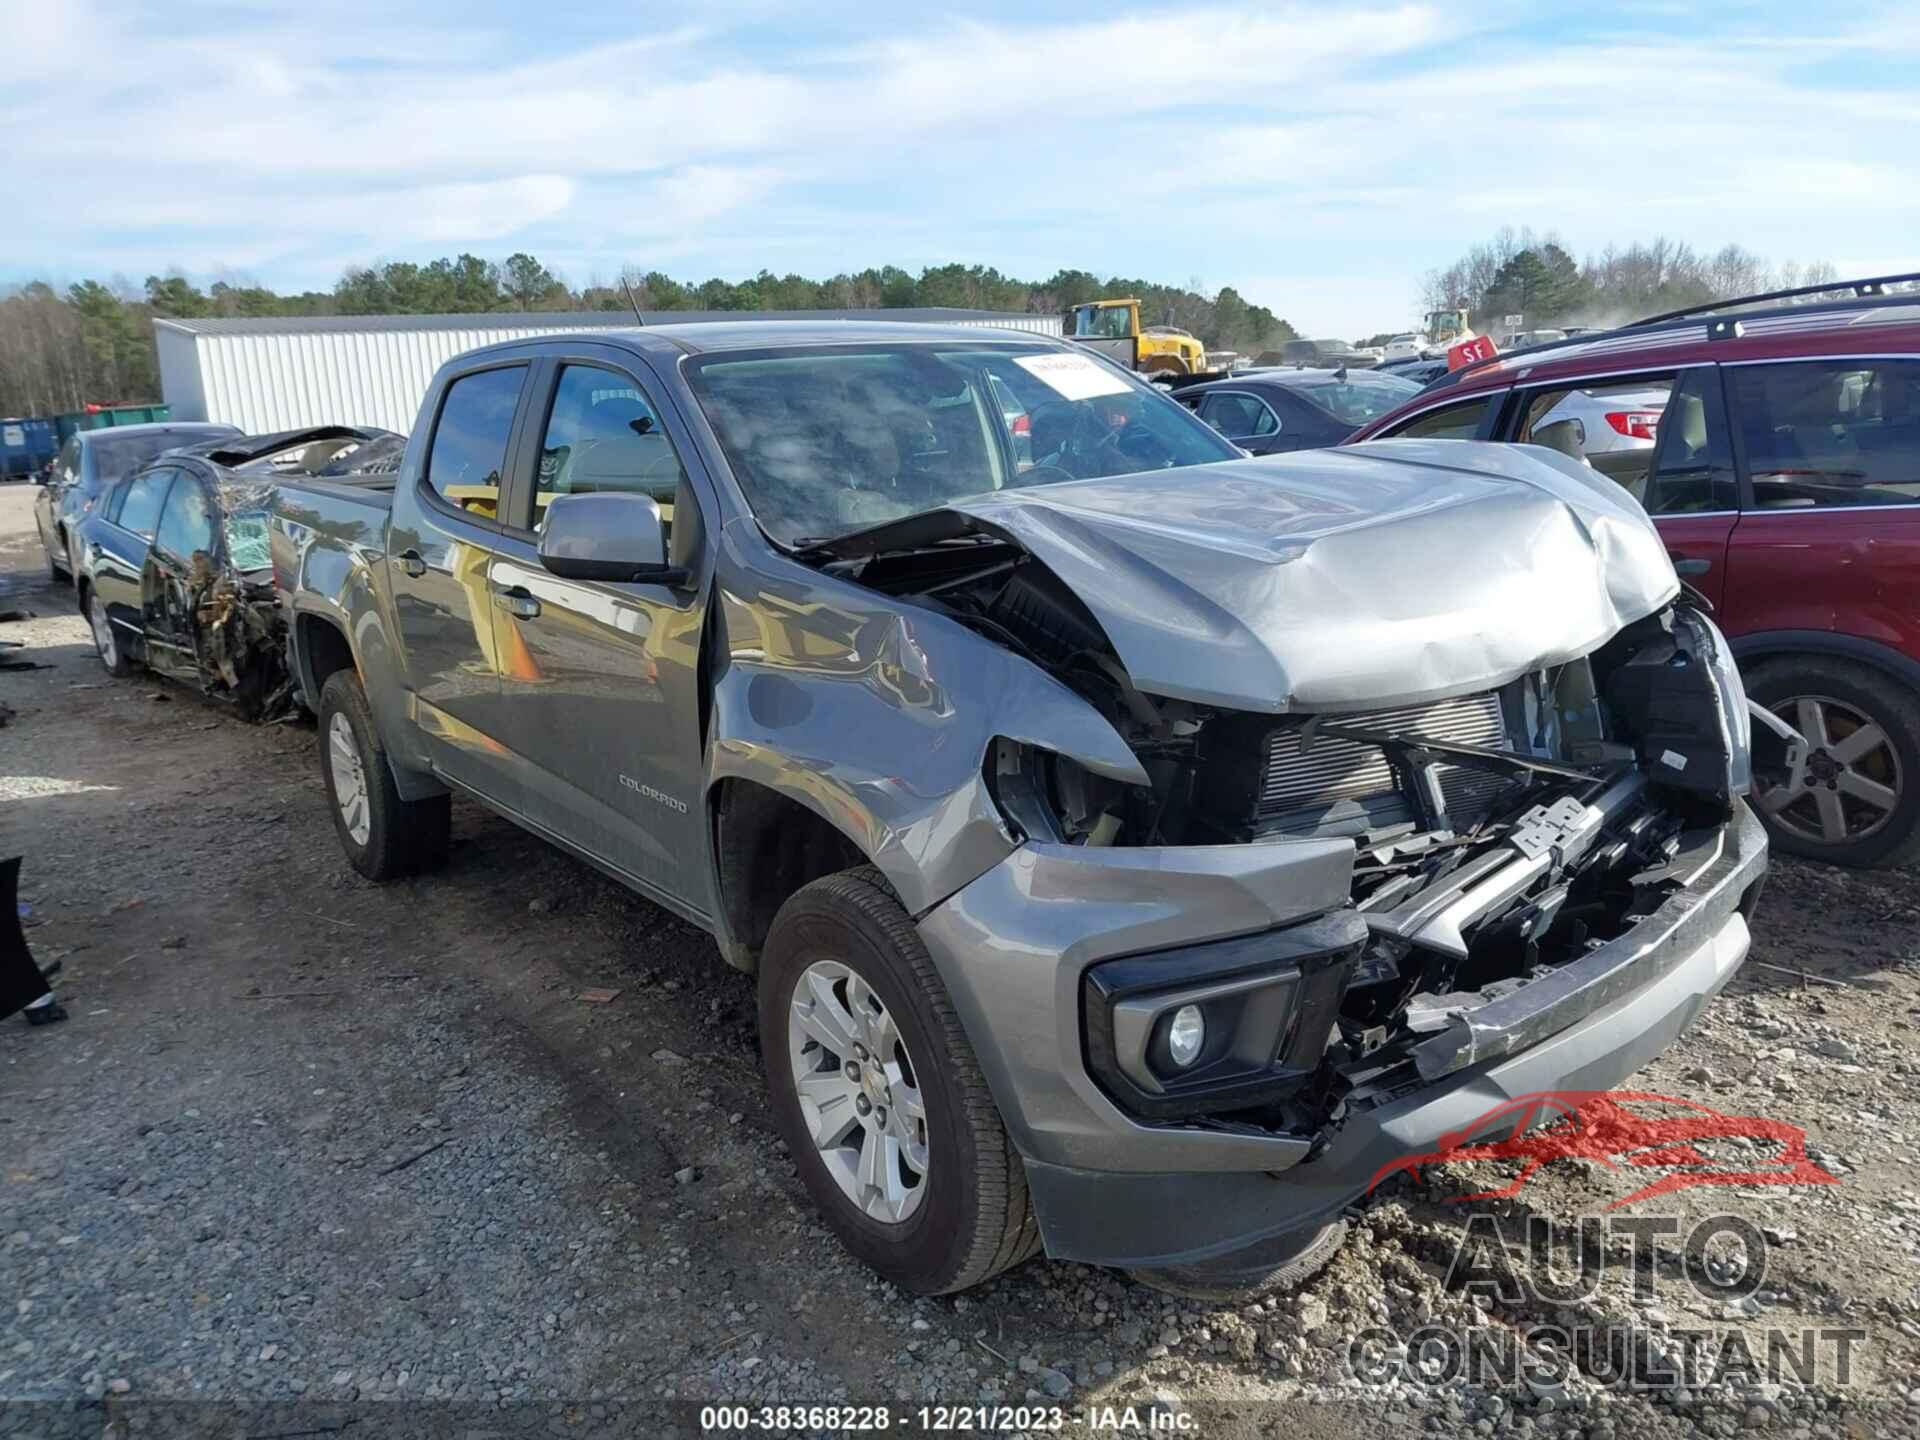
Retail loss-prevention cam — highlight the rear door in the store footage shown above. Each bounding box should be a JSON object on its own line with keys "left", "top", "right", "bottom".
{"left": 481, "top": 352, "right": 717, "bottom": 917}
{"left": 1719, "top": 357, "right": 1920, "bottom": 646}
{"left": 390, "top": 360, "right": 534, "bottom": 798}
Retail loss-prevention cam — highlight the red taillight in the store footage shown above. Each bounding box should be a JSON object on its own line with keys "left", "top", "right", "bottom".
{"left": 1010, "top": 413, "right": 1031, "bottom": 436}
{"left": 1605, "top": 411, "right": 1661, "bottom": 440}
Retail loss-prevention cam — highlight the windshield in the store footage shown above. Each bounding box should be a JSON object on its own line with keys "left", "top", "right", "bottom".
{"left": 1296, "top": 372, "right": 1423, "bottom": 426}
{"left": 685, "top": 343, "right": 1238, "bottom": 545}
{"left": 224, "top": 507, "right": 272, "bottom": 572}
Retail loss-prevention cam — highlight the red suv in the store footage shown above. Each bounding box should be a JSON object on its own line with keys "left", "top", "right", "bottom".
{"left": 1352, "top": 277, "right": 1920, "bottom": 868}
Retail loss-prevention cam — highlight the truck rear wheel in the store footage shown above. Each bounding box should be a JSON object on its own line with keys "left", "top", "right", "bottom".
{"left": 759, "top": 867, "right": 1040, "bottom": 1294}
{"left": 317, "top": 669, "right": 450, "bottom": 881}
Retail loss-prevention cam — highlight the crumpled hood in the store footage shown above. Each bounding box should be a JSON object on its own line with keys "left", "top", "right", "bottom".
{"left": 924, "top": 439, "right": 1678, "bottom": 712}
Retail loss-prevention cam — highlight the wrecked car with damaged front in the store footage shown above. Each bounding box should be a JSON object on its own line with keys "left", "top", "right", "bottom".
{"left": 75, "top": 426, "right": 396, "bottom": 716}
{"left": 271, "top": 324, "right": 1786, "bottom": 1299}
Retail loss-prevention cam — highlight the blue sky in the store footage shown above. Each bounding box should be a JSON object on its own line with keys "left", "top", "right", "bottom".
{"left": 4, "top": 0, "right": 1916, "bottom": 334}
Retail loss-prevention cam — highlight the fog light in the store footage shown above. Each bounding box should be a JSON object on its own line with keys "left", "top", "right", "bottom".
{"left": 1167, "top": 1005, "right": 1205, "bottom": 1068}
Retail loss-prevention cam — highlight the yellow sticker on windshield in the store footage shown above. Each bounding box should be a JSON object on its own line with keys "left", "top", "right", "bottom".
{"left": 1013, "top": 352, "right": 1134, "bottom": 402}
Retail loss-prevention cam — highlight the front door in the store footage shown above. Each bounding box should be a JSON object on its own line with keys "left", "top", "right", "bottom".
{"left": 387, "top": 361, "right": 531, "bottom": 799}
{"left": 484, "top": 357, "right": 715, "bottom": 917}
{"left": 92, "top": 467, "right": 176, "bottom": 653}
{"left": 143, "top": 468, "right": 216, "bottom": 685}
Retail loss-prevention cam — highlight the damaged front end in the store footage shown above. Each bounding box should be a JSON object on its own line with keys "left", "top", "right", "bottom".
{"left": 844, "top": 497, "right": 1785, "bottom": 1164}
{"left": 189, "top": 561, "right": 295, "bottom": 720}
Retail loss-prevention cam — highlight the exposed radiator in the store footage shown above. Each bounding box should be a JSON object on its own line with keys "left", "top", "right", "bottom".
{"left": 1257, "top": 691, "right": 1514, "bottom": 831}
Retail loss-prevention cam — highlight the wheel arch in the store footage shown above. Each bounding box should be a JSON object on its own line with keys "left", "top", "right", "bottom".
{"left": 1730, "top": 629, "right": 1920, "bottom": 698}
{"left": 708, "top": 776, "right": 871, "bottom": 974}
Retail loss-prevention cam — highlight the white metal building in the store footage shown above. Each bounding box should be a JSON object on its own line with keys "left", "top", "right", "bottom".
{"left": 154, "top": 308, "right": 1066, "bottom": 434}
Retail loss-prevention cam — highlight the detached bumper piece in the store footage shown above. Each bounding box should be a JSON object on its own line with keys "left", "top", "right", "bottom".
{"left": 1082, "top": 911, "right": 1365, "bottom": 1120}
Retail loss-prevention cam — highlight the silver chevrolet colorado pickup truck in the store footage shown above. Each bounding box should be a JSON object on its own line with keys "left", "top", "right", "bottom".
{"left": 272, "top": 322, "right": 1786, "bottom": 1298}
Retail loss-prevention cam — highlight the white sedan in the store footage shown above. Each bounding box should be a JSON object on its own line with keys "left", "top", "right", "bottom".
{"left": 1382, "top": 333, "right": 1428, "bottom": 361}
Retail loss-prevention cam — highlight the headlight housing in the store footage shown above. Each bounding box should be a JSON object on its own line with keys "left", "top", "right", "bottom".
{"left": 1081, "top": 911, "right": 1366, "bottom": 1121}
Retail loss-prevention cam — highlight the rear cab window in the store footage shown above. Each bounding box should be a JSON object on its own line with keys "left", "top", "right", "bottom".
{"left": 1729, "top": 359, "right": 1920, "bottom": 509}
{"left": 423, "top": 365, "right": 527, "bottom": 521}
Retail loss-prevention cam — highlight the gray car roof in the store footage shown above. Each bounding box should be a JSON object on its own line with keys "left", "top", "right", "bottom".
{"left": 154, "top": 308, "right": 1049, "bottom": 337}
{"left": 458, "top": 319, "right": 1066, "bottom": 362}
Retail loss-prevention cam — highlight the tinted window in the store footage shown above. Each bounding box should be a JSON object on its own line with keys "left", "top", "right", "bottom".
{"left": 154, "top": 475, "right": 214, "bottom": 561}
{"left": 55, "top": 438, "right": 80, "bottom": 485}
{"left": 1732, "top": 360, "right": 1920, "bottom": 509}
{"left": 1388, "top": 396, "right": 1493, "bottom": 440}
{"left": 1641, "top": 370, "right": 1737, "bottom": 515}
{"left": 686, "top": 344, "right": 1235, "bottom": 544}
{"left": 530, "top": 364, "right": 687, "bottom": 532}
{"left": 424, "top": 366, "right": 525, "bottom": 518}
{"left": 1199, "top": 392, "right": 1279, "bottom": 439}
{"left": 116, "top": 468, "right": 175, "bottom": 539}
{"left": 1294, "top": 373, "right": 1421, "bottom": 426}
{"left": 1519, "top": 375, "right": 1676, "bottom": 492}
{"left": 88, "top": 431, "right": 208, "bottom": 488}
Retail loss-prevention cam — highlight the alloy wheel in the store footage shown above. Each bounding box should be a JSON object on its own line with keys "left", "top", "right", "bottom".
{"left": 787, "top": 958, "right": 929, "bottom": 1224}
{"left": 327, "top": 712, "right": 372, "bottom": 846}
{"left": 88, "top": 598, "right": 117, "bottom": 671}
{"left": 1754, "top": 694, "right": 1903, "bottom": 845}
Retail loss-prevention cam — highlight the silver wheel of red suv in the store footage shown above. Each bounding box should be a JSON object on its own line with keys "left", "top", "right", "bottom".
{"left": 1748, "top": 658, "right": 1920, "bottom": 869}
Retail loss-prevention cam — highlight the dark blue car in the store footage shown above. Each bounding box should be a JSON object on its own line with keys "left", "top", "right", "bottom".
{"left": 1177, "top": 368, "right": 1422, "bottom": 453}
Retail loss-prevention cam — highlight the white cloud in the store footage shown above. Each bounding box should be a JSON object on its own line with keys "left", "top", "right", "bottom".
{"left": 5, "top": 0, "right": 1918, "bottom": 337}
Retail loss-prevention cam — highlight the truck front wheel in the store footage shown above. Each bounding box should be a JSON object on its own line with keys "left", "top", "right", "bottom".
{"left": 759, "top": 868, "right": 1041, "bottom": 1294}
{"left": 317, "top": 669, "right": 450, "bottom": 881}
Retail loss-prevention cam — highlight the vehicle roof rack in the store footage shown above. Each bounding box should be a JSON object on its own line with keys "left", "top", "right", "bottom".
{"left": 1425, "top": 270, "right": 1920, "bottom": 391}
{"left": 1623, "top": 270, "right": 1920, "bottom": 330}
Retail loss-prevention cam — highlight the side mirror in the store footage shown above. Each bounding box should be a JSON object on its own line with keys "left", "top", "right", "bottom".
{"left": 538, "top": 492, "right": 688, "bottom": 586}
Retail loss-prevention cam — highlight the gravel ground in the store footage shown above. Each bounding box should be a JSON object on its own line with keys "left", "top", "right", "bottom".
{"left": 2, "top": 481, "right": 1918, "bottom": 1439}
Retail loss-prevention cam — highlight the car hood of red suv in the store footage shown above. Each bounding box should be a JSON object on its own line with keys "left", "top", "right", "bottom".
{"left": 817, "top": 439, "right": 1681, "bottom": 712}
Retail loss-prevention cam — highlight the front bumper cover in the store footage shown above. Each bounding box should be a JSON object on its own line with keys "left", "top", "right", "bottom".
{"left": 917, "top": 802, "right": 1767, "bottom": 1269}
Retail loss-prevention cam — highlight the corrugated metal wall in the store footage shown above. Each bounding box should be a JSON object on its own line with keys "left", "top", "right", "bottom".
{"left": 164, "top": 315, "right": 1065, "bottom": 434}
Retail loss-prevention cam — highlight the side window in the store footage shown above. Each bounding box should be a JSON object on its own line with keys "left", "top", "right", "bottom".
{"left": 529, "top": 364, "right": 687, "bottom": 533}
{"left": 154, "top": 476, "right": 214, "bottom": 562}
{"left": 423, "top": 365, "right": 526, "bottom": 519}
{"left": 1640, "top": 370, "right": 1738, "bottom": 515}
{"left": 103, "top": 480, "right": 130, "bottom": 524}
{"left": 1731, "top": 360, "right": 1920, "bottom": 509}
{"left": 1517, "top": 374, "right": 1676, "bottom": 495}
{"left": 56, "top": 438, "right": 80, "bottom": 485}
{"left": 1199, "top": 393, "right": 1278, "bottom": 439}
{"left": 1387, "top": 396, "right": 1493, "bottom": 440}
{"left": 116, "top": 468, "right": 175, "bottom": 539}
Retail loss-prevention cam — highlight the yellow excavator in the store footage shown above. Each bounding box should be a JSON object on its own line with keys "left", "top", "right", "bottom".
{"left": 1067, "top": 298, "right": 1209, "bottom": 378}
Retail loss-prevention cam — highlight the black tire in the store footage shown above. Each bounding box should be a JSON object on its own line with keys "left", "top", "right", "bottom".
{"left": 759, "top": 867, "right": 1040, "bottom": 1294}
{"left": 81, "top": 585, "right": 136, "bottom": 678}
{"left": 1746, "top": 657, "right": 1920, "bottom": 869}
{"left": 316, "top": 669, "right": 451, "bottom": 881}
{"left": 1130, "top": 1218, "right": 1348, "bottom": 1302}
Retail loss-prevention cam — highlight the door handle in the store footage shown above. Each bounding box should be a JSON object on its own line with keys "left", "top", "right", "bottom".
{"left": 492, "top": 587, "right": 542, "bottom": 620}
{"left": 397, "top": 549, "right": 428, "bottom": 578}
{"left": 1669, "top": 556, "right": 1712, "bottom": 577}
